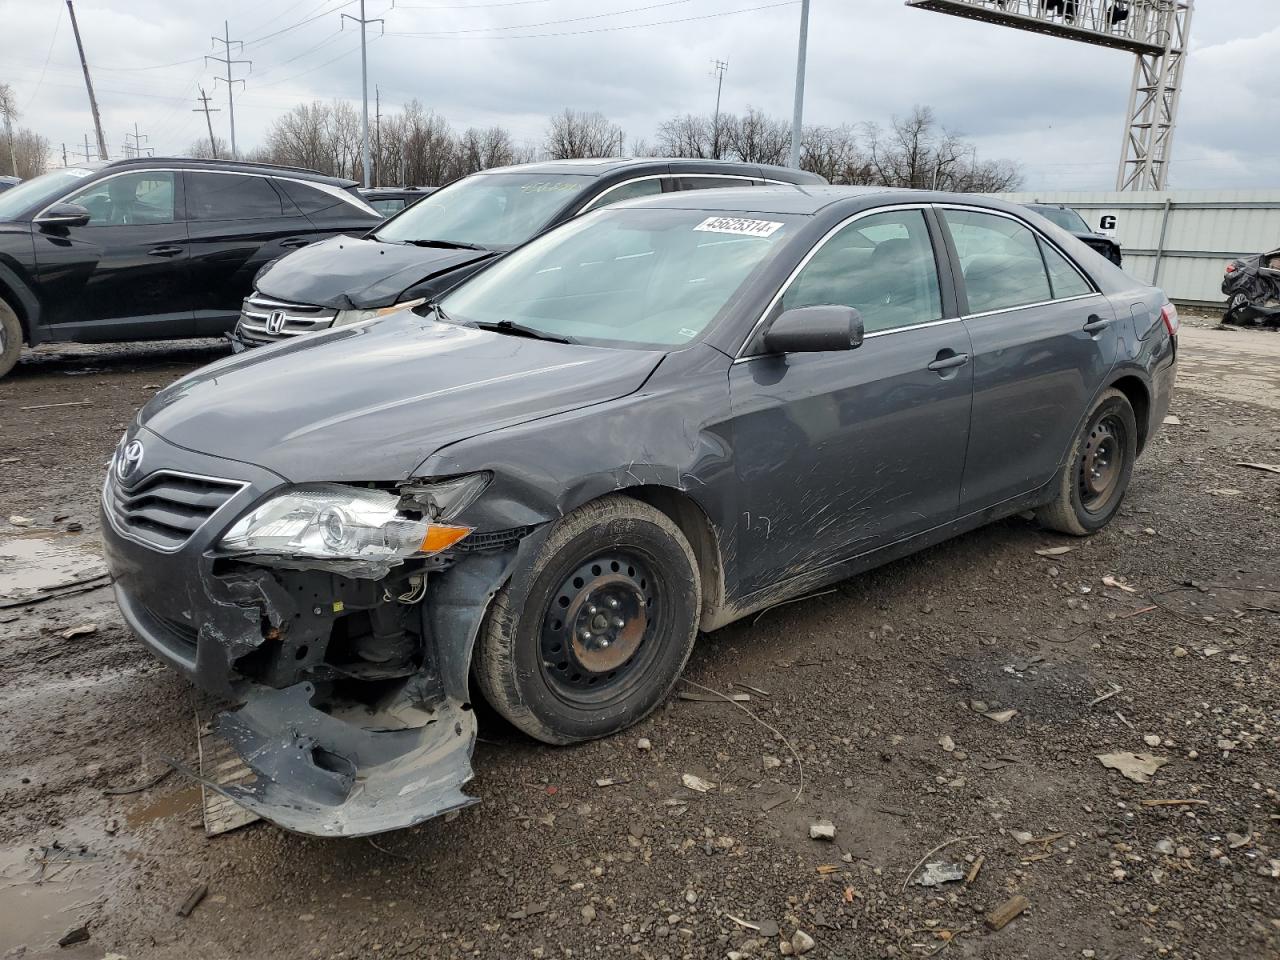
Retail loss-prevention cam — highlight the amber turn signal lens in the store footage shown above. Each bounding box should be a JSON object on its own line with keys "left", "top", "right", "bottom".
{"left": 418, "top": 524, "right": 472, "bottom": 554}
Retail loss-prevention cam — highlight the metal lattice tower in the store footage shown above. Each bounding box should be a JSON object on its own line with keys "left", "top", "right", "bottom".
{"left": 905, "top": 1, "right": 1194, "bottom": 191}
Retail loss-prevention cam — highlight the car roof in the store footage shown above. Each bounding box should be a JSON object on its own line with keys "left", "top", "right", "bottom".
{"left": 609, "top": 184, "right": 1052, "bottom": 218}
{"left": 475, "top": 157, "right": 823, "bottom": 183}
{"left": 98, "top": 156, "right": 360, "bottom": 189}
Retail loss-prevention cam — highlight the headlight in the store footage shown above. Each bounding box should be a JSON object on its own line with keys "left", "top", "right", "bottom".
{"left": 331, "top": 298, "right": 426, "bottom": 328}
{"left": 219, "top": 483, "right": 473, "bottom": 566}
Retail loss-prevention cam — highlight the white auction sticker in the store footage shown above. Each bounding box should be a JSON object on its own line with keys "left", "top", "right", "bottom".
{"left": 65, "top": 168, "right": 93, "bottom": 178}
{"left": 693, "top": 216, "right": 784, "bottom": 238}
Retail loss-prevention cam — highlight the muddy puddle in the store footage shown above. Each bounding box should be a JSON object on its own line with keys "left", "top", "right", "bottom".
{"left": 0, "top": 530, "right": 106, "bottom": 600}
{"left": 0, "top": 833, "right": 108, "bottom": 954}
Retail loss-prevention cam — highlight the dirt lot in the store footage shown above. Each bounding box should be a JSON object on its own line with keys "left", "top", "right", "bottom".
{"left": 1, "top": 317, "right": 1277, "bottom": 960}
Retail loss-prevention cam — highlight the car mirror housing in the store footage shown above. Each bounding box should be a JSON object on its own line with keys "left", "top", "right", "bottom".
{"left": 35, "top": 203, "right": 92, "bottom": 229}
{"left": 763, "top": 305, "right": 864, "bottom": 354}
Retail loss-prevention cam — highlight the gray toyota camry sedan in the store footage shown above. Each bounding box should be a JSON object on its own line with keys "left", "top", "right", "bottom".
{"left": 102, "top": 186, "right": 1177, "bottom": 836}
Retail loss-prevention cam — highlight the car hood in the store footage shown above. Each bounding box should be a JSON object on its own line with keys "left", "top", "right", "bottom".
{"left": 139, "top": 311, "right": 663, "bottom": 482}
{"left": 254, "top": 235, "right": 497, "bottom": 310}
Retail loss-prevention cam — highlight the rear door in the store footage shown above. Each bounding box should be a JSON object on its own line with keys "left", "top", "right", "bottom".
{"left": 939, "top": 206, "right": 1119, "bottom": 512}
{"left": 184, "top": 171, "right": 317, "bottom": 335}
{"left": 34, "top": 169, "right": 193, "bottom": 340}
{"left": 728, "top": 206, "right": 973, "bottom": 596}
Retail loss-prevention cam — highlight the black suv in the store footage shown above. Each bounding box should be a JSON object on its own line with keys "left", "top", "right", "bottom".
{"left": 1025, "top": 203, "right": 1123, "bottom": 266}
{"left": 0, "top": 158, "right": 381, "bottom": 377}
{"left": 235, "top": 158, "right": 826, "bottom": 346}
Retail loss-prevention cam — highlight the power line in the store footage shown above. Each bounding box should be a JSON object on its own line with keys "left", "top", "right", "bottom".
{"left": 388, "top": 0, "right": 691, "bottom": 36}
{"left": 244, "top": 0, "right": 359, "bottom": 46}
{"left": 21, "top": 3, "right": 63, "bottom": 111}
{"left": 207, "top": 21, "right": 251, "bottom": 160}
{"left": 396, "top": 0, "right": 552, "bottom": 7}
{"left": 249, "top": 35, "right": 368, "bottom": 89}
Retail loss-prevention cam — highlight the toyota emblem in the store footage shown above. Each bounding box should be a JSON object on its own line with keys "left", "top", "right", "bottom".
{"left": 265, "top": 310, "right": 287, "bottom": 336}
{"left": 116, "top": 439, "right": 144, "bottom": 481}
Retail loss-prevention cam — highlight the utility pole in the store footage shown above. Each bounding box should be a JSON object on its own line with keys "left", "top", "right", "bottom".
{"left": 62, "top": 143, "right": 69, "bottom": 167}
{"left": 789, "top": 0, "right": 810, "bottom": 170}
{"left": 207, "top": 21, "right": 250, "bottom": 160}
{"left": 194, "top": 86, "right": 221, "bottom": 159}
{"left": 79, "top": 133, "right": 94, "bottom": 163}
{"left": 342, "top": 1, "right": 384, "bottom": 188}
{"left": 374, "top": 85, "right": 381, "bottom": 187}
{"left": 66, "top": 0, "right": 108, "bottom": 160}
{"left": 125, "top": 122, "right": 151, "bottom": 158}
{"left": 710, "top": 58, "right": 728, "bottom": 159}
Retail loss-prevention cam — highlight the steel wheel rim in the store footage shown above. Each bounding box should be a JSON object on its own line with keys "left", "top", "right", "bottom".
{"left": 1078, "top": 413, "right": 1125, "bottom": 512}
{"left": 540, "top": 552, "right": 661, "bottom": 704}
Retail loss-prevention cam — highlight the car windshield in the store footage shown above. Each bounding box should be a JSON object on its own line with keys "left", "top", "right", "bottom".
{"left": 440, "top": 207, "right": 796, "bottom": 348}
{"left": 1032, "top": 205, "right": 1090, "bottom": 233}
{"left": 0, "top": 167, "right": 100, "bottom": 220}
{"left": 374, "top": 172, "right": 591, "bottom": 248}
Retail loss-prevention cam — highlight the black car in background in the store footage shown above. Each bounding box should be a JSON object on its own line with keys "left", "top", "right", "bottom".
{"left": 235, "top": 158, "right": 826, "bottom": 346}
{"left": 1025, "top": 203, "right": 1123, "bottom": 266}
{"left": 0, "top": 176, "right": 19, "bottom": 193}
{"left": 0, "top": 158, "right": 381, "bottom": 378}
{"left": 359, "top": 185, "right": 436, "bottom": 217}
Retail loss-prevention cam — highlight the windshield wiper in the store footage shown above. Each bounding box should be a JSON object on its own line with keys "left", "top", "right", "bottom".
{"left": 476, "top": 320, "right": 576, "bottom": 344}
{"left": 403, "top": 238, "right": 490, "bottom": 251}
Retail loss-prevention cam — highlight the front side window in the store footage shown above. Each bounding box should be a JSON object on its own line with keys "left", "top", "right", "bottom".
{"left": 186, "top": 173, "right": 283, "bottom": 220}
{"left": 440, "top": 208, "right": 795, "bottom": 348}
{"left": 1031, "top": 205, "right": 1090, "bottom": 233}
{"left": 944, "top": 209, "right": 1051, "bottom": 314}
{"left": 781, "top": 209, "right": 942, "bottom": 334}
{"left": 582, "top": 178, "right": 666, "bottom": 212}
{"left": 376, "top": 172, "right": 591, "bottom": 248}
{"left": 66, "top": 172, "right": 176, "bottom": 225}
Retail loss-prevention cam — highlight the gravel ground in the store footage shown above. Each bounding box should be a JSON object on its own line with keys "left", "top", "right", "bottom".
{"left": 0, "top": 317, "right": 1276, "bottom": 960}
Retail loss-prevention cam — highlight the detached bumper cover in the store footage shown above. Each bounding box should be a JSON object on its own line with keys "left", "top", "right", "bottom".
{"left": 102, "top": 429, "right": 545, "bottom": 836}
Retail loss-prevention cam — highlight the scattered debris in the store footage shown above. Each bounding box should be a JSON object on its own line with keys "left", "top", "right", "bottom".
{"left": 681, "top": 773, "right": 715, "bottom": 793}
{"left": 20, "top": 400, "right": 94, "bottom": 411}
{"left": 984, "top": 708, "right": 1017, "bottom": 724}
{"left": 1143, "top": 734, "right": 1162, "bottom": 748}
{"left": 938, "top": 735, "right": 956, "bottom": 753}
{"left": 176, "top": 882, "right": 208, "bottom": 918}
{"left": 809, "top": 820, "right": 836, "bottom": 841}
{"left": 725, "top": 914, "right": 762, "bottom": 932}
{"left": 60, "top": 623, "right": 97, "bottom": 640}
{"left": 1162, "top": 415, "right": 1181, "bottom": 425}
{"left": 1097, "top": 751, "right": 1169, "bottom": 784}
{"left": 594, "top": 777, "right": 629, "bottom": 788}
{"left": 58, "top": 923, "right": 90, "bottom": 947}
{"left": 1087, "top": 685, "right": 1123, "bottom": 707}
{"left": 678, "top": 690, "right": 750, "bottom": 703}
{"left": 762, "top": 754, "right": 782, "bottom": 770}
{"left": 1102, "top": 575, "right": 1138, "bottom": 593}
{"left": 815, "top": 864, "right": 839, "bottom": 875}
{"left": 914, "top": 861, "right": 966, "bottom": 887}
{"left": 1235, "top": 462, "right": 1280, "bottom": 475}
{"left": 8, "top": 515, "right": 34, "bottom": 526}
{"left": 636, "top": 737, "right": 651, "bottom": 752}
{"left": 985, "top": 895, "right": 1029, "bottom": 931}
{"left": 506, "top": 903, "right": 548, "bottom": 920}
{"left": 101, "top": 766, "right": 175, "bottom": 796}
{"left": 1227, "top": 832, "right": 1251, "bottom": 850}
{"left": 901, "top": 836, "right": 977, "bottom": 891}
{"left": 1120, "top": 605, "right": 1158, "bottom": 619}
{"left": 1035, "top": 546, "right": 1074, "bottom": 556}
{"left": 966, "top": 855, "right": 985, "bottom": 884}
{"left": 1207, "top": 488, "right": 1242, "bottom": 497}
{"left": 790, "top": 929, "right": 816, "bottom": 955}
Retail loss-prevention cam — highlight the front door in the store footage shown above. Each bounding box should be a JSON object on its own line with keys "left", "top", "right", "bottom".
{"left": 938, "top": 207, "right": 1120, "bottom": 512}
{"left": 728, "top": 207, "right": 973, "bottom": 597}
{"left": 34, "top": 170, "right": 193, "bottom": 340}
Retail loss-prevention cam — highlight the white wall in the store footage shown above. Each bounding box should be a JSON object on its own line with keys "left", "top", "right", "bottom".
{"left": 992, "top": 190, "right": 1280, "bottom": 306}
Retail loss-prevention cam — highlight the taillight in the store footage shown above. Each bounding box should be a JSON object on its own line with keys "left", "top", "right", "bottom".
{"left": 1160, "top": 302, "right": 1179, "bottom": 337}
{"left": 1225, "top": 262, "right": 1237, "bottom": 274}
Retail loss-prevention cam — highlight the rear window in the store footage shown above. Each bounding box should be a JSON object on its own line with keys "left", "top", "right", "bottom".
{"left": 185, "top": 173, "right": 283, "bottom": 220}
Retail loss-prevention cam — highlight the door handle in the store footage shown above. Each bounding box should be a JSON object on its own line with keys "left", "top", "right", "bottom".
{"left": 927, "top": 352, "right": 970, "bottom": 372}
{"left": 147, "top": 245, "right": 184, "bottom": 258}
{"left": 280, "top": 237, "right": 310, "bottom": 248}
{"left": 1083, "top": 314, "right": 1112, "bottom": 334}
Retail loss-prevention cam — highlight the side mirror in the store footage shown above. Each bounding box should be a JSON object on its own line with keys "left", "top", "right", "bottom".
{"left": 763, "top": 305, "right": 864, "bottom": 354}
{"left": 35, "top": 203, "right": 91, "bottom": 229}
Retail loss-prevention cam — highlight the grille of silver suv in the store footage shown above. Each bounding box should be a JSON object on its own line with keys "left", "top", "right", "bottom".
{"left": 237, "top": 293, "right": 339, "bottom": 343}
{"left": 105, "top": 470, "right": 246, "bottom": 551}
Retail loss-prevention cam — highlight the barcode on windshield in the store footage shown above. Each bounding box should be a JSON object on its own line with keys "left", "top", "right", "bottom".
{"left": 693, "top": 217, "right": 784, "bottom": 238}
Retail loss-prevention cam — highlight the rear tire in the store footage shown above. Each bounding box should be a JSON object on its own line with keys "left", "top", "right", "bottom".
{"left": 1036, "top": 388, "right": 1137, "bottom": 536}
{"left": 474, "top": 495, "right": 701, "bottom": 745}
{"left": 0, "top": 300, "right": 21, "bottom": 380}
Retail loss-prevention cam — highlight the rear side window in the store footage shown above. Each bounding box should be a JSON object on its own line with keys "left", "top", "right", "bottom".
{"left": 675, "top": 176, "right": 756, "bottom": 191}
{"left": 66, "top": 172, "right": 176, "bottom": 225}
{"left": 782, "top": 209, "right": 942, "bottom": 334}
{"left": 582, "top": 178, "right": 667, "bottom": 212}
{"left": 1039, "top": 240, "right": 1092, "bottom": 299}
{"left": 185, "top": 173, "right": 283, "bottom": 220}
{"left": 943, "top": 209, "right": 1051, "bottom": 314}
{"left": 277, "top": 179, "right": 363, "bottom": 220}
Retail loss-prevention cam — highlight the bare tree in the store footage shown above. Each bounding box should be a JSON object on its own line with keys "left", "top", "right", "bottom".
{"left": 187, "top": 136, "right": 230, "bottom": 160}
{"left": 864, "top": 106, "right": 1022, "bottom": 192}
{"left": 655, "top": 114, "right": 714, "bottom": 159}
{"left": 801, "top": 124, "right": 870, "bottom": 185}
{"left": 544, "top": 109, "right": 624, "bottom": 159}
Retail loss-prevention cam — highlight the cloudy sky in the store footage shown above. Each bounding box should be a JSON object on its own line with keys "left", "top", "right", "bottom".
{"left": 2, "top": 0, "right": 1276, "bottom": 190}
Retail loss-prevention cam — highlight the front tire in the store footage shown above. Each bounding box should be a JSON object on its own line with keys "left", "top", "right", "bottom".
{"left": 474, "top": 496, "right": 701, "bottom": 745}
{"left": 0, "top": 300, "right": 21, "bottom": 380}
{"left": 1036, "top": 388, "right": 1138, "bottom": 536}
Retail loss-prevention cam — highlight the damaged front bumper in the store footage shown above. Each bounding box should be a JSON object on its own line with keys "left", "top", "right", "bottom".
{"left": 102, "top": 429, "right": 543, "bottom": 836}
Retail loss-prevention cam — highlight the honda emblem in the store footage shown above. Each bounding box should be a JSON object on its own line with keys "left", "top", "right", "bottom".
{"left": 265, "top": 310, "right": 287, "bottom": 336}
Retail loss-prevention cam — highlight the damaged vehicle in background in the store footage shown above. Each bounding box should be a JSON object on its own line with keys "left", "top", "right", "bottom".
{"left": 1024, "top": 203, "right": 1123, "bottom": 266}
{"left": 233, "top": 157, "right": 825, "bottom": 346}
{"left": 1222, "top": 247, "right": 1280, "bottom": 327}
{"left": 104, "top": 187, "right": 1177, "bottom": 836}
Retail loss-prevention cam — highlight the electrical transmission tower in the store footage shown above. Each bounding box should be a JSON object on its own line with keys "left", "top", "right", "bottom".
{"left": 194, "top": 86, "right": 221, "bottom": 159}
{"left": 906, "top": 0, "right": 1194, "bottom": 191}
{"left": 342, "top": 2, "right": 385, "bottom": 188}
{"left": 207, "top": 21, "right": 250, "bottom": 160}
{"left": 124, "top": 123, "right": 152, "bottom": 158}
